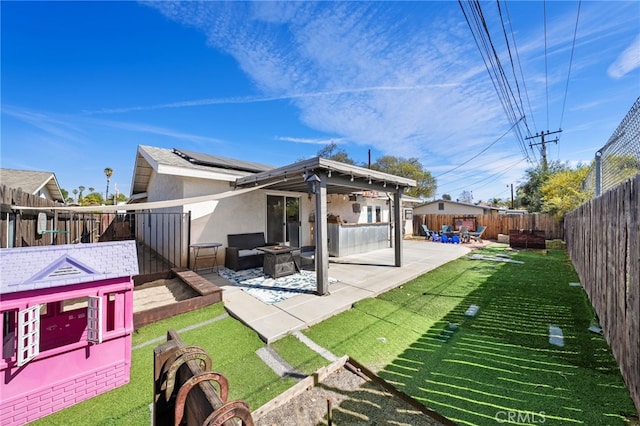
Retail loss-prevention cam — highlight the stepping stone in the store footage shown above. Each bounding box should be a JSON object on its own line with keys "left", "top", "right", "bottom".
{"left": 256, "top": 346, "right": 304, "bottom": 379}
{"left": 588, "top": 325, "right": 603, "bottom": 334}
{"left": 549, "top": 325, "right": 565, "bottom": 347}
{"left": 569, "top": 282, "right": 581, "bottom": 287}
{"left": 464, "top": 305, "right": 480, "bottom": 317}
{"left": 293, "top": 331, "right": 339, "bottom": 362}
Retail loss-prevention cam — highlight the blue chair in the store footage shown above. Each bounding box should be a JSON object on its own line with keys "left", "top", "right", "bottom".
{"left": 469, "top": 226, "right": 487, "bottom": 243}
{"left": 421, "top": 224, "right": 436, "bottom": 240}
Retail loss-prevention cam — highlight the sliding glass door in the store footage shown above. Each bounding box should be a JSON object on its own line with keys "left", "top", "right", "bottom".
{"left": 266, "top": 195, "right": 300, "bottom": 247}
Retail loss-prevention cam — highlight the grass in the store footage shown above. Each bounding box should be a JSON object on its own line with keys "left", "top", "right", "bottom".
{"left": 31, "top": 303, "right": 295, "bottom": 425}
{"left": 32, "top": 245, "right": 637, "bottom": 425}
{"left": 275, "top": 246, "right": 637, "bottom": 425}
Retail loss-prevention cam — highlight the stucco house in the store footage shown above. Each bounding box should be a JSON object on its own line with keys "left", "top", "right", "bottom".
{"left": 0, "top": 241, "right": 138, "bottom": 426}
{"left": 128, "top": 145, "right": 416, "bottom": 294}
{"left": 0, "top": 168, "right": 65, "bottom": 203}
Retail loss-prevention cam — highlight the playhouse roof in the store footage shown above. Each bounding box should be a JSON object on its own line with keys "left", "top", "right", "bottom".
{"left": 0, "top": 241, "right": 139, "bottom": 294}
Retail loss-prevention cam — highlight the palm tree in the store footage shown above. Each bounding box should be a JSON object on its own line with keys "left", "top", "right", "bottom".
{"left": 104, "top": 167, "right": 113, "bottom": 204}
{"left": 78, "top": 186, "right": 85, "bottom": 203}
{"left": 89, "top": 187, "right": 95, "bottom": 193}
{"left": 72, "top": 188, "right": 78, "bottom": 203}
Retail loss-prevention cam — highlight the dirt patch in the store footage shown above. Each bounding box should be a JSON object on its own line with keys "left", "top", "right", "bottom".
{"left": 133, "top": 277, "right": 199, "bottom": 313}
{"left": 255, "top": 366, "right": 446, "bottom": 426}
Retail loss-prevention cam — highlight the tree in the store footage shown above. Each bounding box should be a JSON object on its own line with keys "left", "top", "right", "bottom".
{"left": 78, "top": 186, "right": 85, "bottom": 203}
{"left": 88, "top": 187, "right": 94, "bottom": 194}
{"left": 83, "top": 191, "right": 104, "bottom": 206}
{"left": 370, "top": 155, "right": 436, "bottom": 199}
{"left": 317, "top": 143, "right": 356, "bottom": 165}
{"left": 72, "top": 188, "right": 78, "bottom": 203}
{"left": 104, "top": 167, "right": 113, "bottom": 204}
{"left": 517, "top": 161, "right": 568, "bottom": 213}
{"left": 458, "top": 190, "right": 473, "bottom": 203}
{"left": 442, "top": 194, "right": 452, "bottom": 201}
{"left": 540, "top": 166, "right": 592, "bottom": 219}
{"left": 60, "top": 188, "right": 69, "bottom": 203}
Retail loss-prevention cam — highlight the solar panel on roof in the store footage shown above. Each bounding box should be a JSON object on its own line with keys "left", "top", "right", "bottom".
{"left": 173, "top": 149, "right": 272, "bottom": 173}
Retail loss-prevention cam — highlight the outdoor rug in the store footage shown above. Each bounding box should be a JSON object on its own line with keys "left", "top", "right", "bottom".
{"left": 218, "top": 267, "right": 339, "bottom": 304}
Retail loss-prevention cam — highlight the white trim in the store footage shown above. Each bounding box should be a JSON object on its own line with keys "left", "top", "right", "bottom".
{"left": 87, "top": 296, "right": 103, "bottom": 344}
{"left": 17, "top": 305, "right": 40, "bottom": 367}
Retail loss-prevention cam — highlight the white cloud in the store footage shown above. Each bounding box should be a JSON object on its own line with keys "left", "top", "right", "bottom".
{"left": 608, "top": 34, "right": 640, "bottom": 79}
{"left": 275, "top": 136, "right": 345, "bottom": 145}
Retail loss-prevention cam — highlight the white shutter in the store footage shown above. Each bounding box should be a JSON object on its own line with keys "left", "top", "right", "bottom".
{"left": 17, "top": 305, "right": 40, "bottom": 367}
{"left": 87, "top": 296, "right": 103, "bottom": 344}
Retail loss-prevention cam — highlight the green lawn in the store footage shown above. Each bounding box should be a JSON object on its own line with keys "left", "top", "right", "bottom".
{"left": 32, "top": 245, "right": 637, "bottom": 425}
{"left": 274, "top": 246, "right": 637, "bottom": 425}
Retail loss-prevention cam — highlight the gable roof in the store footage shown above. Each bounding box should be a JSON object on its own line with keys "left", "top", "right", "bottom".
{"left": 0, "top": 241, "right": 139, "bottom": 294}
{"left": 415, "top": 199, "right": 496, "bottom": 211}
{"left": 130, "top": 145, "right": 274, "bottom": 198}
{"left": 0, "top": 168, "right": 65, "bottom": 202}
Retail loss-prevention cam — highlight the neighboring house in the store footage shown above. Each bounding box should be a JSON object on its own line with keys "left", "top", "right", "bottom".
{"left": 0, "top": 241, "right": 138, "bottom": 426}
{"left": 0, "top": 168, "right": 65, "bottom": 203}
{"left": 413, "top": 199, "right": 497, "bottom": 216}
{"left": 128, "top": 145, "right": 416, "bottom": 294}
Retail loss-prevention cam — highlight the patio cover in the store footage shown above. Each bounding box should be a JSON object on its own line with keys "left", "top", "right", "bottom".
{"left": 233, "top": 157, "right": 417, "bottom": 295}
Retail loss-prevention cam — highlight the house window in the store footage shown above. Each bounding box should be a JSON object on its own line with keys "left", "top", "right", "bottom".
{"left": 375, "top": 207, "right": 382, "bottom": 223}
{"left": 438, "top": 203, "right": 445, "bottom": 211}
{"left": 367, "top": 206, "right": 373, "bottom": 223}
{"left": 2, "top": 310, "right": 17, "bottom": 360}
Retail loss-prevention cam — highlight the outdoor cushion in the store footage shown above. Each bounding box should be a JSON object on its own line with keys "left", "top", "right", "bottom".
{"left": 238, "top": 249, "right": 261, "bottom": 257}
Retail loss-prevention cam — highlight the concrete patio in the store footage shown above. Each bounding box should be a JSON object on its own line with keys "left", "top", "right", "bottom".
{"left": 202, "top": 239, "right": 485, "bottom": 343}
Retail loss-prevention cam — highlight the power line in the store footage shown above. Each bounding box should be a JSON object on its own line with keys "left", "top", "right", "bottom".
{"left": 559, "top": 0, "right": 582, "bottom": 130}
{"left": 434, "top": 117, "right": 523, "bottom": 178}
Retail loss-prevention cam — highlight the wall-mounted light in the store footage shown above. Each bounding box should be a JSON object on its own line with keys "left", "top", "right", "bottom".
{"left": 368, "top": 176, "right": 372, "bottom": 184}
{"left": 350, "top": 174, "right": 354, "bottom": 182}
{"left": 306, "top": 173, "right": 321, "bottom": 195}
{"left": 395, "top": 184, "right": 399, "bottom": 190}
{"left": 327, "top": 169, "right": 332, "bottom": 177}
{"left": 383, "top": 181, "right": 387, "bottom": 188}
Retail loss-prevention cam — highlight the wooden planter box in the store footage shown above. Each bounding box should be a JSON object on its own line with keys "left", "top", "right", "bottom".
{"left": 133, "top": 269, "right": 222, "bottom": 329}
{"left": 509, "top": 229, "right": 546, "bottom": 249}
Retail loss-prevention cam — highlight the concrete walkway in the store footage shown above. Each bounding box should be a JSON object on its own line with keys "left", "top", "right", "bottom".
{"left": 202, "top": 239, "right": 477, "bottom": 343}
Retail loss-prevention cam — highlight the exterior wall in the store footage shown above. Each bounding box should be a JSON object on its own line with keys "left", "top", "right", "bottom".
{"left": 0, "top": 278, "right": 133, "bottom": 426}
{"left": 414, "top": 202, "right": 486, "bottom": 215}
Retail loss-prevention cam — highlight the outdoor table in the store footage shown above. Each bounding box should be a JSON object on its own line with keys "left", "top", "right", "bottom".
{"left": 189, "top": 242, "right": 222, "bottom": 274}
{"left": 257, "top": 245, "right": 300, "bottom": 278}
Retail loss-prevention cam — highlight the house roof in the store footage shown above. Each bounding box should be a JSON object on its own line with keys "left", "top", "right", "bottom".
{"left": 131, "top": 145, "right": 416, "bottom": 199}
{"left": 130, "top": 145, "right": 274, "bottom": 198}
{"left": 0, "top": 168, "right": 65, "bottom": 202}
{"left": 0, "top": 241, "right": 139, "bottom": 294}
{"left": 415, "top": 199, "right": 496, "bottom": 211}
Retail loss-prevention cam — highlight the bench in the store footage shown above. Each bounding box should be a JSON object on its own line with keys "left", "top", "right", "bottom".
{"left": 224, "top": 232, "right": 273, "bottom": 271}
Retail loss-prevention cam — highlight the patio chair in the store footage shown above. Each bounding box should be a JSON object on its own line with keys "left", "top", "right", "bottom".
{"left": 441, "top": 225, "right": 453, "bottom": 237}
{"left": 469, "top": 226, "right": 487, "bottom": 243}
{"left": 458, "top": 225, "right": 470, "bottom": 243}
{"left": 421, "top": 224, "right": 436, "bottom": 240}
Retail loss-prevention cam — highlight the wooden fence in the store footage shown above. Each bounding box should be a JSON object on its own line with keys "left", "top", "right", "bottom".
{"left": 412, "top": 212, "right": 563, "bottom": 241}
{"left": 0, "top": 185, "right": 190, "bottom": 275}
{"left": 565, "top": 174, "right": 639, "bottom": 412}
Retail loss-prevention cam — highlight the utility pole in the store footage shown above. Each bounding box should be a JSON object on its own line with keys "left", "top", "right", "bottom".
{"left": 507, "top": 183, "right": 514, "bottom": 209}
{"left": 525, "top": 129, "right": 562, "bottom": 171}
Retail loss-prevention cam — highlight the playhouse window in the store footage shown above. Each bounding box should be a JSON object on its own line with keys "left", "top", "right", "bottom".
{"left": 3, "top": 310, "right": 17, "bottom": 360}
{"left": 61, "top": 296, "right": 89, "bottom": 312}
{"left": 17, "top": 305, "right": 40, "bottom": 367}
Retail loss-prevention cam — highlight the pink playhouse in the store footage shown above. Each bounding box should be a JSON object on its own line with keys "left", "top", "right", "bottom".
{"left": 0, "top": 241, "right": 139, "bottom": 425}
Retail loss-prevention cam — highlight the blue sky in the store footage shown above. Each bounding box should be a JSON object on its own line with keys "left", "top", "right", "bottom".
{"left": 2, "top": 1, "right": 639, "bottom": 203}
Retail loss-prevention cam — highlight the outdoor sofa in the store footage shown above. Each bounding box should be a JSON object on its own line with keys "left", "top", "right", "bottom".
{"left": 225, "top": 232, "right": 273, "bottom": 271}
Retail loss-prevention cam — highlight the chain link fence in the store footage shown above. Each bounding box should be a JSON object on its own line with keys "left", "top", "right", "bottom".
{"left": 583, "top": 96, "right": 640, "bottom": 196}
